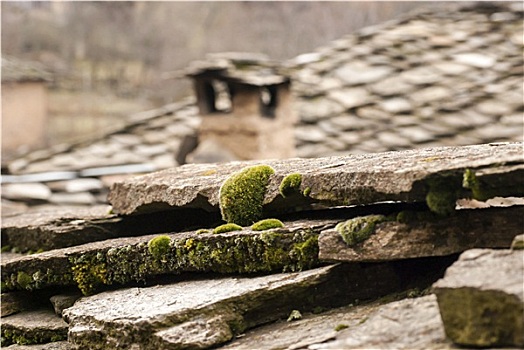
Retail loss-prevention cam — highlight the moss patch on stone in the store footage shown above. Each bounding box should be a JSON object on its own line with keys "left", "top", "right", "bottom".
{"left": 335, "top": 215, "right": 388, "bottom": 246}
{"left": 214, "top": 223, "right": 243, "bottom": 234}
{"left": 1, "top": 326, "right": 67, "bottom": 347}
{"left": 147, "top": 235, "right": 172, "bottom": 260}
{"left": 334, "top": 324, "right": 349, "bottom": 331}
{"left": 70, "top": 253, "right": 109, "bottom": 296}
{"left": 279, "top": 173, "right": 302, "bottom": 198}
{"left": 251, "top": 219, "right": 284, "bottom": 231}
{"left": 425, "top": 176, "right": 461, "bottom": 216}
{"left": 219, "top": 165, "right": 275, "bottom": 226}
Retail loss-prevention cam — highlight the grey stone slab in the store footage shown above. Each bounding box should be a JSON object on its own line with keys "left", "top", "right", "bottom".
{"left": 433, "top": 249, "right": 524, "bottom": 348}
{"left": 308, "top": 295, "right": 453, "bottom": 350}
{"left": 319, "top": 206, "right": 523, "bottom": 262}
{"left": 108, "top": 143, "right": 524, "bottom": 216}
{"left": 3, "top": 341, "right": 71, "bottom": 349}
{"left": 2, "top": 184, "right": 52, "bottom": 202}
{"left": 379, "top": 97, "right": 413, "bottom": 114}
{"left": 63, "top": 263, "right": 400, "bottom": 350}
{"left": 0, "top": 219, "right": 335, "bottom": 295}
{"left": 0, "top": 309, "right": 68, "bottom": 347}
{"left": 334, "top": 62, "right": 393, "bottom": 86}
{"left": 327, "top": 87, "right": 371, "bottom": 109}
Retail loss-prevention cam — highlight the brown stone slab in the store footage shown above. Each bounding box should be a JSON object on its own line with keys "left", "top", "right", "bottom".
{"left": 432, "top": 249, "right": 524, "bottom": 348}
{"left": 318, "top": 206, "right": 523, "bottom": 262}
{"left": 108, "top": 143, "right": 524, "bottom": 216}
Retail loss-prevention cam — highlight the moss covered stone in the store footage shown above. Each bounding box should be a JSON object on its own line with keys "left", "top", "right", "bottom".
{"left": 214, "top": 223, "right": 243, "bottom": 234}
{"left": 70, "top": 253, "right": 108, "bottom": 296}
{"left": 425, "top": 176, "right": 461, "bottom": 216}
{"left": 335, "top": 215, "right": 387, "bottom": 246}
{"left": 219, "top": 165, "right": 275, "bottom": 226}
{"left": 251, "top": 219, "right": 284, "bottom": 231}
{"left": 16, "top": 271, "right": 32, "bottom": 290}
{"left": 147, "top": 235, "right": 172, "bottom": 259}
{"left": 279, "top": 173, "right": 302, "bottom": 198}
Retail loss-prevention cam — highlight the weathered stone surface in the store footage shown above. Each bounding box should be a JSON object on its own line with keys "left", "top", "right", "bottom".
{"left": 0, "top": 309, "right": 68, "bottom": 347}
{"left": 108, "top": 143, "right": 524, "bottom": 216}
{"left": 63, "top": 263, "right": 400, "bottom": 350}
{"left": 49, "top": 293, "right": 81, "bottom": 316}
{"left": 309, "top": 295, "right": 452, "bottom": 350}
{"left": 0, "top": 219, "right": 335, "bottom": 294}
{"left": 319, "top": 206, "right": 523, "bottom": 262}
{"left": 3, "top": 342, "right": 71, "bottom": 350}
{"left": 1, "top": 204, "right": 221, "bottom": 253}
{"left": 432, "top": 249, "right": 524, "bottom": 348}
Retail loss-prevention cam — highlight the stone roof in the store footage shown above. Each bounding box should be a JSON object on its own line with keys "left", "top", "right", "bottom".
{"left": 1, "top": 144, "right": 523, "bottom": 348}
{"left": 1, "top": 55, "right": 52, "bottom": 83}
{"left": 2, "top": 1, "right": 523, "bottom": 208}
{"left": 288, "top": 1, "right": 523, "bottom": 157}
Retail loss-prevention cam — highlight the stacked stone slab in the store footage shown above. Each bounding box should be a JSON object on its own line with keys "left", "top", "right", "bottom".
{"left": 1, "top": 143, "right": 523, "bottom": 348}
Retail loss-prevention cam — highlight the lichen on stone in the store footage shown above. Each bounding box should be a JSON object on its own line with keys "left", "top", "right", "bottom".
{"left": 279, "top": 173, "right": 302, "bottom": 198}
{"left": 213, "top": 223, "right": 243, "bottom": 234}
{"left": 70, "top": 253, "right": 109, "bottom": 296}
{"left": 219, "top": 165, "right": 275, "bottom": 226}
{"left": 251, "top": 218, "right": 284, "bottom": 231}
{"left": 147, "top": 235, "right": 172, "bottom": 259}
{"left": 334, "top": 324, "right": 349, "bottom": 331}
{"left": 335, "top": 215, "right": 387, "bottom": 246}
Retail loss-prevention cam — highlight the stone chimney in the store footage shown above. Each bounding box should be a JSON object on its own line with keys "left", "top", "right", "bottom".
{"left": 185, "top": 53, "right": 297, "bottom": 162}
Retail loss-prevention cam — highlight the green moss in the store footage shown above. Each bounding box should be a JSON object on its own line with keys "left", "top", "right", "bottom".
{"left": 1, "top": 326, "right": 67, "bottom": 347}
{"left": 334, "top": 324, "right": 349, "bottom": 331}
{"left": 303, "top": 187, "right": 311, "bottom": 197}
{"left": 147, "top": 235, "right": 172, "bottom": 259}
{"left": 335, "top": 215, "right": 387, "bottom": 246}
{"left": 511, "top": 235, "right": 524, "bottom": 250}
{"left": 70, "top": 253, "right": 108, "bottom": 296}
{"left": 213, "top": 223, "right": 243, "bottom": 234}
{"left": 16, "top": 271, "right": 32, "bottom": 290}
{"left": 196, "top": 229, "right": 211, "bottom": 234}
{"left": 219, "top": 165, "right": 275, "bottom": 226}
{"left": 1, "top": 245, "right": 12, "bottom": 252}
{"left": 279, "top": 173, "right": 302, "bottom": 198}
{"left": 251, "top": 218, "right": 284, "bottom": 231}
{"left": 287, "top": 309, "right": 302, "bottom": 322}
{"left": 425, "top": 176, "right": 460, "bottom": 216}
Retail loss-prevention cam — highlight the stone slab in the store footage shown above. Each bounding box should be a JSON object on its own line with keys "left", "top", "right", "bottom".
{"left": 0, "top": 309, "right": 68, "bottom": 347}
{"left": 63, "top": 263, "right": 400, "bottom": 350}
{"left": 0, "top": 219, "right": 336, "bottom": 295}
{"left": 3, "top": 342, "right": 71, "bottom": 350}
{"left": 108, "top": 143, "right": 524, "bottom": 216}
{"left": 310, "top": 295, "right": 453, "bottom": 350}
{"left": 319, "top": 206, "right": 523, "bottom": 262}
{"left": 432, "top": 249, "right": 524, "bottom": 348}
{"left": 1, "top": 204, "right": 221, "bottom": 253}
